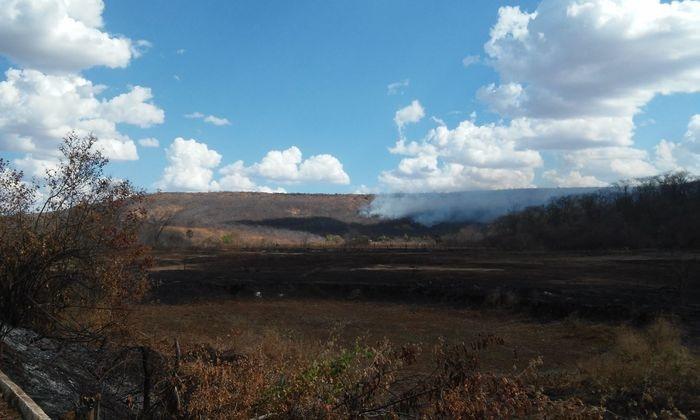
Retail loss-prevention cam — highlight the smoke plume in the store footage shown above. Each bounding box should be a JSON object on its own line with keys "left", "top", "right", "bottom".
{"left": 364, "top": 187, "right": 601, "bottom": 226}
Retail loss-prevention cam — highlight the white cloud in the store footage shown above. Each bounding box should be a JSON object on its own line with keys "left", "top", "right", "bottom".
{"left": 477, "top": 0, "right": 700, "bottom": 183}
{"left": 689, "top": 115, "right": 700, "bottom": 143}
{"left": 185, "top": 111, "right": 231, "bottom": 126}
{"left": 253, "top": 146, "right": 350, "bottom": 184}
{"left": 541, "top": 170, "right": 607, "bottom": 188}
{"left": 509, "top": 116, "right": 635, "bottom": 150}
{"left": 379, "top": 158, "right": 538, "bottom": 192}
{"left": 299, "top": 154, "right": 351, "bottom": 184}
{"left": 176, "top": 48, "right": 186, "bottom": 55}
{"left": 13, "top": 154, "right": 58, "bottom": 177}
{"left": 138, "top": 137, "right": 159, "bottom": 148}
{"left": 380, "top": 0, "right": 700, "bottom": 192}
{"left": 476, "top": 83, "right": 525, "bottom": 117}
{"left": 156, "top": 138, "right": 222, "bottom": 192}
{"left": 654, "top": 114, "right": 700, "bottom": 173}
{"left": 394, "top": 100, "right": 425, "bottom": 131}
{"left": 254, "top": 147, "right": 303, "bottom": 181}
{"left": 157, "top": 141, "right": 350, "bottom": 192}
{"left": 0, "top": 68, "right": 164, "bottom": 167}
{"left": 562, "top": 146, "right": 658, "bottom": 180}
{"left": 185, "top": 112, "right": 205, "bottom": 119}
{"left": 130, "top": 39, "right": 153, "bottom": 58}
{"left": 217, "top": 161, "right": 259, "bottom": 191}
{"left": 203, "top": 115, "right": 231, "bottom": 126}
{"left": 218, "top": 161, "right": 285, "bottom": 193}
{"left": 0, "top": 0, "right": 142, "bottom": 73}
{"left": 387, "top": 79, "right": 409, "bottom": 95}
{"left": 482, "top": 1, "right": 700, "bottom": 121}
{"left": 380, "top": 120, "right": 543, "bottom": 192}
{"left": 100, "top": 86, "right": 164, "bottom": 128}
{"left": 461, "top": 55, "right": 480, "bottom": 68}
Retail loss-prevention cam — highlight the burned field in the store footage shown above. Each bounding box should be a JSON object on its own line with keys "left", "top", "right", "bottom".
{"left": 127, "top": 247, "right": 700, "bottom": 417}
{"left": 148, "top": 248, "right": 700, "bottom": 336}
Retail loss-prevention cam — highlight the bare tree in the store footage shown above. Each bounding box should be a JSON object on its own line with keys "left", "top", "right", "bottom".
{"left": 0, "top": 133, "right": 150, "bottom": 343}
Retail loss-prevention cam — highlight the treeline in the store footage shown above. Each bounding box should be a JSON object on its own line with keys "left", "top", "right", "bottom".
{"left": 486, "top": 172, "right": 700, "bottom": 250}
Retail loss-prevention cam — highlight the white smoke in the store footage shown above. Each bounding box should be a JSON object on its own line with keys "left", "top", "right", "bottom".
{"left": 364, "top": 187, "right": 602, "bottom": 226}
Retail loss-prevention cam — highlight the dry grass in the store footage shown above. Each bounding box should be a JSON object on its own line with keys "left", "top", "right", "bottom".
{"left": 127, "top": 301, "right": 700, "bottom": 418}
{"left": 574, "top": 318, "right": 700, "bottom": 417}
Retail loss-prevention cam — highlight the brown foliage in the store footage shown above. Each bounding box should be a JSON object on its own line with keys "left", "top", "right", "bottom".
{"left": 0, "top": 133, "right": 150, "bottom": 342}
{"left": 142, "top": 334, "right": 604, "bottom": 419}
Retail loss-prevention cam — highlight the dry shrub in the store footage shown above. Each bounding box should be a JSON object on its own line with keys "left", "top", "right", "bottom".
{"left": 179, "top": 350, "right": 267, "bottom": 418}
{"left": 149, "top": 333, "right": 603, "bottom": 419}
{"left": 0, "top": 134, "right": 150, "bottom": 342}
{"left": 575, "top": 318, "right": 700, "bottom": 418}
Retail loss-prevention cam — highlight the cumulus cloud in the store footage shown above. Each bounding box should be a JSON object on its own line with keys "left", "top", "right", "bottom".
{"left": 381, "top": 120, "right": 543, "bottom": 192}
{"left": 387, "top": 79, "right": 409, "bottom": 95}
{"left": 477, "top": 0, "right": 700, "bottom": 181}
{"left": 0, "top": 0, "right": 163, "bottom": 176}
{"left": 100, "top": 86, "right": 164, "bottom": 128}
{"left": 483, "top": 2, "right": 700, "bottom": 120}
{"left": 156, "top": 141, "right": 350, "bottom": 192}
{"left": 0, "top": 68, "right": 165, "bottom": 174}
{"left": 217, "top": 161, "right": 259, "bottom": 192}
{"left": 654, "top": 114, "right": 700, "bottom": 174}
{"left": 253, "top": 146, "right": 350, "bottom": 184}
{"left": 0, "top": 0, "right": 143, "bottom": 73}
{"left": 561, "top": 147, "right": 658, "bottom": 180}
{"left": 156, "top": 138, "right": 222, "bottom": 192}
{"left": 394, "top": 100, "right": 425, "bottom": 132}
{"left": 379, "top": 0, "right": 700, "bottom": 192}
{"left": 185, "top": 112, "right": 231, "bottom": 126}
{"left": 218, "top": 161, "right": 286, "bottom": 193}
{"left": 138, "top": 137, "right": 159, "bottom": 148}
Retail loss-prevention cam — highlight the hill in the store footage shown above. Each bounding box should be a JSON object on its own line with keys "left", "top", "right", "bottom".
{"left": 142, "top": 192, "right": 455, "bottom": 248}
{"left": 141, "top": 187, "right": 603, "bottom": 248}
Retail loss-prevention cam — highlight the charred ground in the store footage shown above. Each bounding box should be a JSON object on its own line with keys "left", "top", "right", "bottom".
{"left": 149, "top": 248, "right": 700, "bottom": 339}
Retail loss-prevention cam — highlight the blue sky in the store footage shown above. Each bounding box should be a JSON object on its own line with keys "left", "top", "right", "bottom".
{"left": 1, "top": 0, "right": 699, "bottom": 193}
{"left": 90, "top": 0, "right": 532, "bottom": 191}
